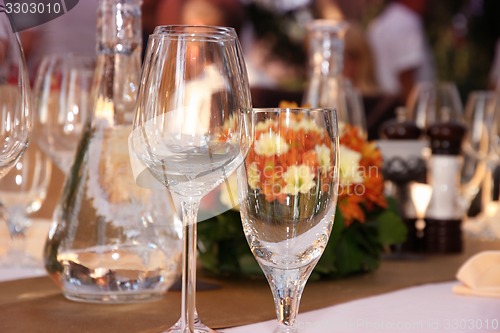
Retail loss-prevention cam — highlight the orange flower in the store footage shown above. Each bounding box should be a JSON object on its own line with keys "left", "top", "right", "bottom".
{"left": 338, "top": 194, "right": 365, "bottom": 226}
{"left": 337, "top": 123, "right": 387, "bottom": 225}
{"left": 250, "top": 102, "right": 387, "bottom": 226}
{"left": 246, "top": 104, "right": 335, "bottom": 204}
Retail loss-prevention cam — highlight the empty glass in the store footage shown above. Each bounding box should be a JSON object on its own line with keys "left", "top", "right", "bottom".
{"left": 461, "top": 91, "right": 497, "bottom": 212}
{"left": 238, "top": 107, "right": 339, "bottom": 333}
{"left": 130, "top": 25, "right": 252, "bottom": 332}
{"left": 33, "top": 54, "right": 94, "bottom": 175}
{"left": 0, "top": 7, "right": 31, "bottom": 179}
{"left": 0, "top": 141, "right": 51, "bottom": 268}
{"left": 406, "top": 81, "right": 463, "bottom": 132}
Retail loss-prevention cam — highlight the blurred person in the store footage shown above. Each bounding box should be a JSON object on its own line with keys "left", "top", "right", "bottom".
{"left": 153, "top": 0, "right": 183, "bottom": 27}
{"left": 367, "top": 0, "right": 435, "bottom": 101}
{"left": 155, "top": 0, "right": 242, "bottom": 33}
{"left": 155, "top": 0, "right": 276, "bottom": 89}
{"left": 343, "top": 22, "right": 379, "bottom": 96}
{"left": 313, "top": 0, "right": 378, "bottom": 95}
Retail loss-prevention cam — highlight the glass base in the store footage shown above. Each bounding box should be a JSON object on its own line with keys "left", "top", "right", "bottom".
{"left": 273, "top": 324, "right": 298, "bottom": 333}
{"left": 164, "top": 316, "right": 218, "bottom": 333}
{"left": 63, "top": 290, "right": 165, "bottom": 304}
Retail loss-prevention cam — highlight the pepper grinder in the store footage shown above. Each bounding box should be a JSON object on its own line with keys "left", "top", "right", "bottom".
{"left": 380, "top": 107, "right": 425, "bottom": 252}
{"left": 424, "top": 109, "right": 466, "bottom": 253}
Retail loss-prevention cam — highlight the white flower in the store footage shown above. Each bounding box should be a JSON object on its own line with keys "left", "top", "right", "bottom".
{"left": 315, "top": 144, "right": 331, "bottom": 170}
{"left": 247, "top": 162, "right": 260, "bottom": 190}
{"left": 339, "top": 145, "right": 363, "bottom": 185}
{"left": 255, "top": 119, "right": 276, "bottom": 132}
{"left": 254, "top": 132, "right": 289, "bottom": 157}
{"left": 296, "top": 117, "right": 322, "bottom": 134}
{"left": 282, "top": 165, "right": 316, "bottom": 195}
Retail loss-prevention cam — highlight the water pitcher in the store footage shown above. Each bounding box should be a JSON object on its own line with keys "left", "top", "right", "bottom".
{"left": 43, "top": 0, "right": 182, "bottom": 303}
{"left": 302, "top": 19, "right": 367, "bottom": 135}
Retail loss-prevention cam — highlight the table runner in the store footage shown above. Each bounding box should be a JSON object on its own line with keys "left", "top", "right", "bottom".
{"left": 0, "top": 239, "right": 499, "bottom": 332}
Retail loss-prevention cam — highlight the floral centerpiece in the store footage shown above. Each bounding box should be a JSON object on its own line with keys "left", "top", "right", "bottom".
{"left": 198, "top": 103, "right": 406, "bottom": 279}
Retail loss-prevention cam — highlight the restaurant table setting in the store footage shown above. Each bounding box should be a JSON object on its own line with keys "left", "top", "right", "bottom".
{"left": 2, "top": 0, "right": 500, "bottom": 332}
{"left": 0, "top": 225, "right": 499, "bottom": 332}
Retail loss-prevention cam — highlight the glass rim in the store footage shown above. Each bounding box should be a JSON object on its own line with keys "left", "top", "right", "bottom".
{"left": 252, "top": 107, "right": 338, "bottom": 114}
{"left": 151, "top": 25, "right": 237, "bottom": 40}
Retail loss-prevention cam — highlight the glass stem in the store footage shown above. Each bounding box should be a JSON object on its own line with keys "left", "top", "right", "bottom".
{"left": 180, "top": 200, "right": 200, "bottom": 332}
{"left": 7, "top": 214, "right": 28, "bottom": 255}
{"left": 266, "top": 267, "right": 311, "bottom": 333}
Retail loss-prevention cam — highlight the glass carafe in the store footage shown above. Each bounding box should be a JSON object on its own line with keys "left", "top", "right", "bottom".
{"left": 302, "top": 19, "right": 367, "bottom": 136}
{"left": 43, "top": 0, "right": 182, "bottom": 303}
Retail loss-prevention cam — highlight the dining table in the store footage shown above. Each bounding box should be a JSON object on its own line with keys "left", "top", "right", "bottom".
{"left": 0, "top": 214, "right": 499, "bottom": 333}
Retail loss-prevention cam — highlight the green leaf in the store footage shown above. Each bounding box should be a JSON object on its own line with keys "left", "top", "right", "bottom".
{"left": 315, "top": 213, "right": 344, "bottom": 275}
{"left": 196, "top": 200, "right": 404, "bottom": 279}
{"left": 375, "top": 210, "right": 407, "bottom": 245}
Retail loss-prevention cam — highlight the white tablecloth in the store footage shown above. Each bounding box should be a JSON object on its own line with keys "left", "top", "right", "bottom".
{"left": 225, "top": 282, "right": 500, "bottom": 333}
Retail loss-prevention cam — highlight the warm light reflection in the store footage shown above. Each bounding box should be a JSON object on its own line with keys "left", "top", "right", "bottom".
{"left": 95, "top": 98, "right": 114, "bottom": 125}
{"left": 410, "top": 182, "right": 432, "bottom": 220}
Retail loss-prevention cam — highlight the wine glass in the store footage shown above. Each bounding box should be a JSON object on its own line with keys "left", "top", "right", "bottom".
{"left": 0, "top": 7, "right": 31, "bottom": 179}
{"left": 130, "top": 25, "right": 252, "bottom": 332}
{"left": 0, "top": 140, "right": 52, "bottom": 268}
{"left": 477, "top": 91, "right": 500, "bottom": 238}
{"left": 238, "top": 107, "right": 339, "bottom": 333}
{"left": 341, "top": 79, "right": 367, "bottom": 137}
{"left": 33, "top": 53, "right": 94, "bottom": 175}
{"left": 406, "top": 81, "right": 463, "bottom": 133}
{"left": 461, "top": 91, "right": 497, "bottom": 213}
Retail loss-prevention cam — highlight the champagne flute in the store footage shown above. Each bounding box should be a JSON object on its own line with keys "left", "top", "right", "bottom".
{"left": 0, "top": 140, "right": 51, "bottom": 268}
{"left": 0, "top": 7, "right": 31, "bottom": 179}
{"left": 238, "top": 107, "right": 339, "bottom": 333}
{"left": 33, "top": 54, "right": 94, "bottom": 175}
{"left": 130, "top": 25, "right": 252, "bottom": 332}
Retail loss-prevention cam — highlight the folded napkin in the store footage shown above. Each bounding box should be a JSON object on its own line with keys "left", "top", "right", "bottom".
{"left": 453, "top": 251, "right": 500, "bottom": 297}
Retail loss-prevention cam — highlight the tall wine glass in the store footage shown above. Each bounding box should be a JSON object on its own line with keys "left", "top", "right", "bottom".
{"left": 461, "top": 91, "right": 497, "bottom": 213}
{"left": 481, "top": 91, "right": 500, "bottom": 238}
{"left": 406, "top": 81, "right": 463, "bottom": 133}
{"left": 0, "top": 140, "right": 51, "bottom": 268}
{"left": 130, "top": 25, "right": 252, "bottom": 332}
{"left": 0, "top": 7, "right": 31, "bottom": 179}
{"left": 238, "top": 107, "right": 339, "bottom": 333}
{"left": 33, "top": 54, "right": 94, "bottom": 175}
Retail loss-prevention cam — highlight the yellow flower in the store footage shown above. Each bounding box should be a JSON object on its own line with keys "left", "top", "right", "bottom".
{"left": 282, "top": 165, "right": 316, "bottom": 195}
{"left": 315, "top": 144, "right": 331, "bottom": 170}
{"left": 339, "top": 145, "right": 363, "bottom": 185}
{"left": 254, "top": 132, "right": 289, "bottom": 157}
{"left": 220, "top": 173, "right": 239, "bottom": 209}
{"left": 247, "top": 162, "right": 260, "bottom": 190}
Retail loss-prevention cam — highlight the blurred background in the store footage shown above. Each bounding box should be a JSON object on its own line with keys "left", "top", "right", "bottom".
{"left": 141, "top": 0, "right": 500, "bottom": 96}
{"left": 19, "top": 0, "right": 500, "bottom": 218}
